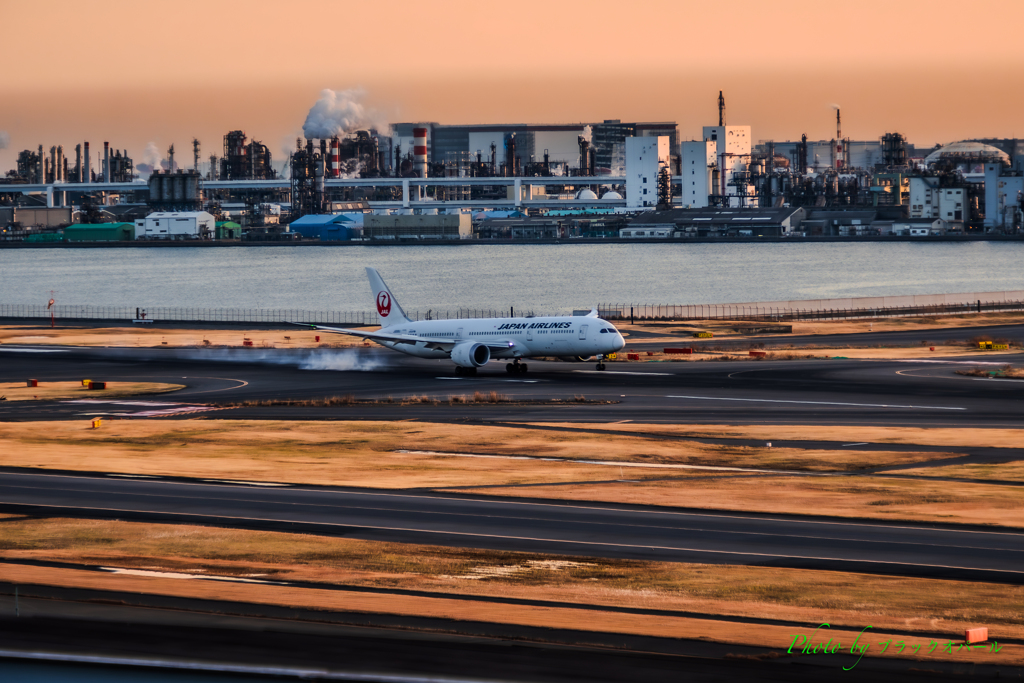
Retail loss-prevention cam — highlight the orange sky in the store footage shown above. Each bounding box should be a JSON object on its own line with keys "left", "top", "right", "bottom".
{"left": 3, "top": 0, "right": 1024, "bottom": 170}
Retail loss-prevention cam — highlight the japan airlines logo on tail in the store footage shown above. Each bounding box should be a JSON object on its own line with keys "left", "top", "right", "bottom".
{"left": 377, "top": 291, "right": 392, "bottom": 317}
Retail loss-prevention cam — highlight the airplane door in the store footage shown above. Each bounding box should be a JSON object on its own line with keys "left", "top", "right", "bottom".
{"left": 579, "top": 325, "right": 588, "bottom": 340}
{"left": 457, "top": 327, "right": 464, "bottom": 339}
{"left": 526, "top": 328, "right": 533, "bottom": 341}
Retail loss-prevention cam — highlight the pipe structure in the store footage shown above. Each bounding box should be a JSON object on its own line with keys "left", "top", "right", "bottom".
{"left": 37, "top": 145, "right": 44, "bottom": 183}
{"left": 75, "top": 144, "right": 82, "bottom": 183}
{"left": 104, "top": 141, "right": 111, "bottom": 182}
{"left": 84, "top": 142, "right": 90, "bottom": 183}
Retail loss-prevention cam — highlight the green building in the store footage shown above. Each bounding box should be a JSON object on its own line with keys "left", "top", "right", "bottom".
{"left": 216, "top": 221, "right": 242, "bottom": 239}
{"left": 64, "top": 223, "right": 136, "bottom": 242}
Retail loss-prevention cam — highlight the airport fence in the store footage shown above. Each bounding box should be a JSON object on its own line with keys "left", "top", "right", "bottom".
{"left": 0, "top": 304, "right": 533, "bottom": 325}
{"left": 598, "top": 290, "right": 1024, "bottom": 322}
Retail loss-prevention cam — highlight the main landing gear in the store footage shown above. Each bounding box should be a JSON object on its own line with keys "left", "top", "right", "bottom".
{"left": 454, "top": 366, "right": 477, "bottom": 376}
{"left": 506, "top": 360, "right": 528, "bottom": 374}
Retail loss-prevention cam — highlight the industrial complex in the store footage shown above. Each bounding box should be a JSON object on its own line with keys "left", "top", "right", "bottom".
{"left": 2, "top": 93, "right": 1023, "bottom": 242}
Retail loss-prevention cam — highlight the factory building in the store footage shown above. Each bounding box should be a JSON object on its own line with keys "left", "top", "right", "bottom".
{"left": 288, "top": 214, "right": 359, "bottom": 241}
{"left": 625, "top": 206, "right": 805, "bottom": 238}
{"left": 135, "top": 211, "right": 215, "bottom": 240}
{"left": 909, "top": 177, "right": 966, "bottom": 228}
{"left": 364, "top": 214, "right": 471, "bottom": 240}
{"left": 391, "top": 121, "right": 679, "bottom": 177}
{"left": 64, "top": 223, "right": 136, "bottom": 242}
{"left": 680, "top": 140, "right": 715, "bottom": 208}
{"left": 984, "top": 163, "right": 1024, "bottom": 231}
{"left": 0, "top": 206, "right": 73, "bottom": 228}
{"left": 625, "top": 137, "right": 671, "bottom": 210}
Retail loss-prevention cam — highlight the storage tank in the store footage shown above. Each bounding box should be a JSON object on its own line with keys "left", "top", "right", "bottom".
{"left": 149, "top": 171, "right": 162, "bottom": 202}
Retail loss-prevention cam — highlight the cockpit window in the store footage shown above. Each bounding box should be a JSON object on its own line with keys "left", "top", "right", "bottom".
{"left": 599, "top": 328, "right": 607, "bottom": 333}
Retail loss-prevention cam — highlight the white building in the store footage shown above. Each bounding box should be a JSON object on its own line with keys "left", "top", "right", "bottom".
{"left": 984, "top": 162, "right": 1024, "bottom": 230}
{"left": 680, "top": 141, "right": 716, "bottom": 208}
{"left": 625, "top": 136, "right": 670, "bottom": 210}
{"left": 135, "top": 211, "right": 215, "bottom": 240}
{"left": 909, "top": 178, "right": 966, "bottom": 229}
{"left": 702, "top": 124, "right": 751, "bottom": 206}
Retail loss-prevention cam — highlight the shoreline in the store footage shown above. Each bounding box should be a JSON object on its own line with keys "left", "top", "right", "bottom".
{"left": 3, "top": 234, "right": 1024, "bottom": 248}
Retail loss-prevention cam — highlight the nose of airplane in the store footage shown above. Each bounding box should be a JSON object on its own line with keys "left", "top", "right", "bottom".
{"left": 611, "top": 330, "right": 625, "bottom": 352}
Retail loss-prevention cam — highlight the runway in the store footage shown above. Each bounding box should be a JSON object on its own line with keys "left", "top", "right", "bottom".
{"left": 2, "top": 469, "right": 1022, "bottom": 583}
{"left": 1, "top": 344, "right": 1022, "bottom": 427}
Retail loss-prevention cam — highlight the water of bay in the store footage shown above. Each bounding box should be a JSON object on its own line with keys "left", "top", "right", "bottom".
{"left": 1, "top": 242, "right": 1021, "bottom": 315}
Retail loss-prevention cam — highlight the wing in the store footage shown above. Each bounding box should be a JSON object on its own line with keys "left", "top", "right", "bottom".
{"left": 289, "top": 322, "right": 513, "bottom": 353}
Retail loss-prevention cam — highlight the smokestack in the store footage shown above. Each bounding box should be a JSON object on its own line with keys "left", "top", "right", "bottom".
{"left": 75, "top": 144, "right": 82, "bottom": 183}
{"left": 84, "top": 141, "right": 90, "bottom": 182}
{"left": 56, "top": 145, "right": 64, "bottom": 182}
{"left": 49, "top": 146, "right": 57, "bottom": 183}
{"left": 413, "top": 126, "right": 428, "bottom": 179}
{"left": 37, "top": 145, "right": 44, "bottom": 183}
{"left": 103, "top": 141, "right": 110, "bottom": 182}
{"left": 718, "top": 91, "right": 726, "bottom": 127}
{"left": 835, "top": 109, "right": 843, "bottom": 170}
{"left": 330, "top": 137, "right": 340, "bottom": 178}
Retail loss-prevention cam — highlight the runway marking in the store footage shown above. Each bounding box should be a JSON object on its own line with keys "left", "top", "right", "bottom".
{"left": 0, "top": 650, "right": 499, "bottom": 683}
{"left": 106, "top": 474, "right": 161, "bottom": 479}
{"left": 181, "top": 377, "right": 250, "bottom": 395}
{"left": 665, "top": 395, "right": 966, "bottom": 411}
{"left": 202, "top": 479, "right": 290, "bottom": 487}
{"left": 574, "top": 371, "right": 673, "bottom": 376}
{"left": 397, "top": 450, "right": 827, "bottom": 475}
{"left": 100, "top": 567, "right": 275, "bottom": 584}
{"left": 842, "top": 443, "right": 869, "bottom": 447}
{"left": 8, "top": 501, "right": 1023, "bottom": 577}
{"left": 8, "top": 471, "right": 1024, "bottom": 537}
{"left": 435, "top": 377, "right": 539, "bottom": 383}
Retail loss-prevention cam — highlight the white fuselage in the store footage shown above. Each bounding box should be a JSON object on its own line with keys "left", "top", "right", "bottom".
{"left": 376, "top": 315, "right": 625, "bottom": 360}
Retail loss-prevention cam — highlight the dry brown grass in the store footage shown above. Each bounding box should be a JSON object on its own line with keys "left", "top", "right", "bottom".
{"left": 0, "top": 419, "right": 955, "bottom": 487}
{"left": 0, "top": 325, "right": 370, "bottom": 349}
{"left": 1, "top": 515, "right": 1021, "bottom": 665}
{"left": 0, "top": 381, "right": 184, "bottom": 402}
{"left": 538, "top": 423, "right": 1024, "bottom": 450}
{"left": 619, "top": 311, "right": 1024, "bottom": 341}
{"left": 956, "top": 365, "right": 1024, "bottom": 379}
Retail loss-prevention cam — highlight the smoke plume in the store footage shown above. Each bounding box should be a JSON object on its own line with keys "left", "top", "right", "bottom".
{"left": 135, "top": 142, "right": 163, "bottom": 178}
{"left": 0, "top": 131, "right": 9, "bottom": 150}
{"left": 302, "top": 88, "right": 384, "bottom": 139}
{"left": 580, "top": 125, "right": 593, "bottom": 143}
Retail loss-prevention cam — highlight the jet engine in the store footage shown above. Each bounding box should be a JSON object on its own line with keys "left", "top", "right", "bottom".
{"left": 451, "top": 341, "right": 491, "bottom": 368}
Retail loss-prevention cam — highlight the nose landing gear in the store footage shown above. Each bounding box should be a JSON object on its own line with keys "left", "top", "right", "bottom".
{"left": 596, "top": 354, "right": 606, "bottom": 371}
{"left": 506, "top": 360, "right": 528, "bottom": 374}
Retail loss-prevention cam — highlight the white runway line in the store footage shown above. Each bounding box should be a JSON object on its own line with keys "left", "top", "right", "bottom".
{"left": 665, "top": 395, "right": 966, "bottom": 410}
{"left": 396, "top": 449, "right": 815, "bottom": 475}
{"left": 842, "top": 442, "right": 869, "bottom": 446}
{"left": 202, "top": 479, "right": 290, "bottom": 487}
{"left": 574, "top": 370, "right": 673, "bottom": 376}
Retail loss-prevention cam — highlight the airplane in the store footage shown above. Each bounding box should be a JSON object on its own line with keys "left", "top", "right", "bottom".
{"left": 296, "top": 267, "right": 626, "bottom": 374}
